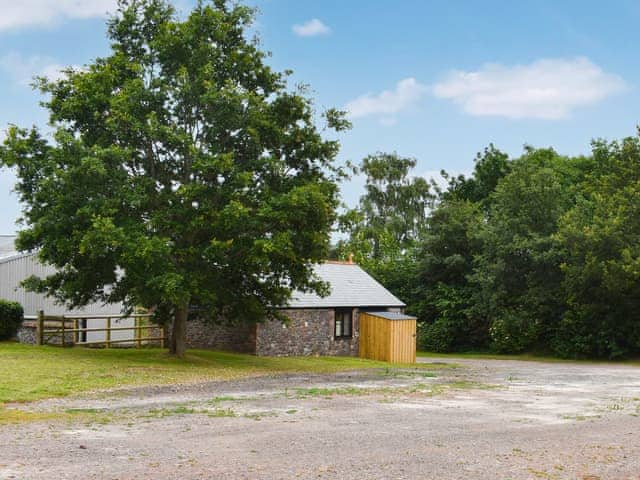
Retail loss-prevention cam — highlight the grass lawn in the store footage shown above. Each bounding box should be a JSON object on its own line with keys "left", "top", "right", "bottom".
{"left": 0, "top": 342, "right": 417, "bottom": 405}
{"left": 417, "top": 350, "right": 640, "bottom": 365}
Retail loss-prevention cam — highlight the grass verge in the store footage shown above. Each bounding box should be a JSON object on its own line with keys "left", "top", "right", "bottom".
{"left": 0, "top": 342, "right": 426, "bottom": 405}
{"left": 417, "top": 351, "right": 640, "bottom": 365}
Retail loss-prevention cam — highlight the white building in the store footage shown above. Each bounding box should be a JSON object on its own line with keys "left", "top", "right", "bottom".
{"left": 0, "top": 234, "right": 134, "bottom": 342}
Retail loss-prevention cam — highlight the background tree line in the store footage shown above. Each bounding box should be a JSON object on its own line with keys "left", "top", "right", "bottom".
{"left": 338, "top": 134, "right": 640, "bottom": 359}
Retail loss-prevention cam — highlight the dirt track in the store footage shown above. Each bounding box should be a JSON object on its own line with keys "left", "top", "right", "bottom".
{"left": 2, "top": 357, "right": 640, "bottom": 479}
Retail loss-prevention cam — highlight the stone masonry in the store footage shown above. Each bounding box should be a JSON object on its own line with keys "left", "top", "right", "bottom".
{"left": 255, "top": 308, "right": 359, "bottom": 357}
{"left": 183, "top": 317, "right": 256, "bottom": 353}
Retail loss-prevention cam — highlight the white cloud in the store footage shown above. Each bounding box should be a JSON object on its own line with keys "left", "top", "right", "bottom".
{"left": 432, "top": 57, "right": 626, "bottom": 120}
{"left": 0, "top": 0, "right": 117, "bottom": 31}
{"left": 292, "top": 18, "right": 330, "bottom": 37}
{"left": 345, "top": 78, "right": 428, "bottom": 122}
{"left": 0, "top": 52, "right": 71, "bottom": 85}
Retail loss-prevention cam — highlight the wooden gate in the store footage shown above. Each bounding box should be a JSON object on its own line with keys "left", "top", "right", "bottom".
{"left": 359, "top": 311, "right": 416, "bottom": 363}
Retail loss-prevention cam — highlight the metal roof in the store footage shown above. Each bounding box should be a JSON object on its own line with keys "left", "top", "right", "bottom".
{"left": 366, "top": 311, "right": 416, "bottom": 321}
{"left": 0, "top": 235, "right": 20, "bottom": 262}
{"left": 287, "top": 262, "right": 406, "bottom": 308}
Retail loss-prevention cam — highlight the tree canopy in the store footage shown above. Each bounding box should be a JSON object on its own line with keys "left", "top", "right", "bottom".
{"left": 343, "top": 133, "right": 640, "bottom": 359}
{"left": 0, "top": 0, "right": 348, "bottom": 356}
{"left": 336, "top": 152, "right": 434, "bottom": 304}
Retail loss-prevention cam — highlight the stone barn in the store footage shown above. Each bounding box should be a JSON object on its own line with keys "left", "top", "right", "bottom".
{"left": 184, "top": 261, "right": 406, "bottom": 356}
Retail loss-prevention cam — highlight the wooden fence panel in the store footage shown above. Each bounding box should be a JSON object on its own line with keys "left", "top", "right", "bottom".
{"left": 34, "top": 312, "right": 165, "bottom": 349}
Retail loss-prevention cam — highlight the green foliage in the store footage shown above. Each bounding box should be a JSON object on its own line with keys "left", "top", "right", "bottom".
{"left": 0, "top": 0, "right": 346, "bottom": 354}
{"left": 441, "top": 144, "right": 511, "bottom": 208}
{"left": 413, "top": 145, "right": 514, "bottom": 352}
{"left": 554, "top": 137, "right": 640, "bottom": 358}
{"left": 388, "top": 137, "right": 640, "bottom": 359}
{"left": 473, "top": 148, "right": 580, "bottom": 353}
{"left": 414, "top": 200, "right": 487, "bottom": 351}
{"left": 337, "top": 152, "right": 434, "bottom": 303}
{"left": 0, "top": 300, "right": 23, "bottom": 340}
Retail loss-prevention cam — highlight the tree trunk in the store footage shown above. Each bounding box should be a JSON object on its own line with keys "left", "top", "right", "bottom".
{"left": 169, "top": 305, "right": 188, "bottom": 357}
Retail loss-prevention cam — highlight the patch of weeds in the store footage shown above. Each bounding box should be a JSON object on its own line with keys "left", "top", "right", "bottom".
{"left": 379, "top": 368, "right": 439, "bottom": 379}
{"left": 424, "top": 380, "right": 497, "bottom": 396}
{"left": 243, "top": 411, "right": 277, "bottom": 421}
{"left": 562, "top": 414, "right": 587, "bottom": 421}
{"left": 446, "top": 380, "right": 499, "bottom": 390}
{"left": 0, "top": 407, "right": 59, "bottom": 425}
{"left": 207, "top": 408, "right": 236, "bottom": 418}
{"left": 173, "top": 406, "right": 197, "bottom": 414}
{"left": 285, "top": 409, "right": 297, "bottom": 414}
{"left": 527, "top": 468, "right": 557, "bottom": 479}
{"left": 403, "top": 383, "right": 430, "bottom": 395}
{"left": 377, "top": 397, "right": 397, "bottom": 404}
{"left": 65, "top": 408, "right": 104, "bottom": 415}
{"left": 292, "top": 386, "right": 369, "bottom": 398}
{"left": 208, "top": 395, "right": 245, "bottom": 404}
{"left": 416, "top": 362, "right": 460, "bottom": 370}
{"left": 561, "top": 414, "right": 602, "bottom": 422}
{"left": 146, "top": 406, "right": 198, "bottom": 418}
{"left": 512, "top": 418, "right": 532, "bottom": 424}
{"left": 60, "top": 407, "right": 114, "bottom": 425}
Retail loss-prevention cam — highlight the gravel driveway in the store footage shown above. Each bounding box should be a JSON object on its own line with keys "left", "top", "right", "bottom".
{"left": 1, "top": 357, "right": 640, "bottom": 479}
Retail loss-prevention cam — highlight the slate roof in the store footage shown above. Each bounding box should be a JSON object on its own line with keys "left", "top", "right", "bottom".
{"left": 287, "top": 262, "right": 406, "bottom": 309}
{"left": 0, "top": 235, "right": 19, "bottom": 261}
{"left": 366, "top": 311, "right": 416, "bottom": 321}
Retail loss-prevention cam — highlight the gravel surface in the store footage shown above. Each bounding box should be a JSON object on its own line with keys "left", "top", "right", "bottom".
{"left": 1, "top": 357, "right": 640, "bottom": 479}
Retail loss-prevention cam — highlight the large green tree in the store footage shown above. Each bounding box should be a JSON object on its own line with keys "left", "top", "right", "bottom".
{"left": 414, "top": 199, "right": 485, "bottom": 352}
{"left": 336, "top": 152, "right": 434, "bottom": 302}
{"left": 472, "top": 148, "right": 591, "bottom": 353}
{"left": 555, "top": 136, "right": 640, "bottom": 358}
{"left": 414, "top": 145, "right": 510, "bottom": 352}
{"left": 0, "top": 0, "right": 348, "bottom": 356}
{"left": 441, "top": 144, "right": 511, "bottom": 209}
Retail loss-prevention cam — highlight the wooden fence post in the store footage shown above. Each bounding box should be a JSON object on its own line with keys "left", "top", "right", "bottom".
{"left": 73, "top": 319, "right": 79, "bottom": 344}
{"left": 61, "top": 315, "right": 66, "bottom": 347}
{"left": 160, "top": 325, "right": 166, "bottom": 349}
{"left": 135, "top": 317, "right": 142, "bottom": 348}
{"left": 36, "top": 310, "right": 44, "bottom": 346}
{"left": 105, "top": 317, "right": 111, "bottom": 348}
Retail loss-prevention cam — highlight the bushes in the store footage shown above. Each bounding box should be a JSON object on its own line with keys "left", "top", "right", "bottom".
{"left": 0, "top": 300, "right": 24, "bottom": 340}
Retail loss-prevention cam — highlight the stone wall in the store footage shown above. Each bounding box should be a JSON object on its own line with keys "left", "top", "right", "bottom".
{"left": 255, "top": 308, "right": 360, "bottom": 357}
{"left": 16, "top": 321, "right": 36, "bottom": 345}
{"left": 180, "top": 317, "right": 256, "bottom": 353}
{"left": 16, "top": 320, "right": 75, "bottom": 346}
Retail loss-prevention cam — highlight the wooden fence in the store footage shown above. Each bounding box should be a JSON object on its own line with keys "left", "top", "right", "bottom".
{"left": 34, "top": 311, "right": 166, "bottom": 348}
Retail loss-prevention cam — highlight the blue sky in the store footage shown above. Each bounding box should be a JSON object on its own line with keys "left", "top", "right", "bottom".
{"left": 1, "top": 0, "right": 639, "bottom": 234}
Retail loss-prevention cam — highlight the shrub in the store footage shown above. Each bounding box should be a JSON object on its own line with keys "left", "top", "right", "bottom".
{"left": 0, "top": 300, "right": 24, "bottom": 340}
{"left": 417, "top": 284, "right": 489, "bottom": 352}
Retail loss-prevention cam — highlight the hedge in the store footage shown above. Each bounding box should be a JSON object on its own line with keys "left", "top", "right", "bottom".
{"left": 0, "top": 299, "right": 24, "bottom": 340}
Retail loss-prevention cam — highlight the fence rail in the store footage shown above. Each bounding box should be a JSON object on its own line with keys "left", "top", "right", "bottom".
{"left": 35, "top": 311, "right": 166, "bottom": 348}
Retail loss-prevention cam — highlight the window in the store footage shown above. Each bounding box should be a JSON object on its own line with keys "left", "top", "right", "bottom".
{"left": 334, "top": 309, "right": 353, "bottom": 338}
